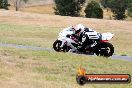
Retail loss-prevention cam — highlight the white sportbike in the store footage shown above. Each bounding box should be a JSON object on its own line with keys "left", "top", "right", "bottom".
{"left": 53, "top": 32, "right": 114, "bottom": 57}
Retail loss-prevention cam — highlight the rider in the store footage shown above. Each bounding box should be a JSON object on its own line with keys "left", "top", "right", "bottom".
{"left": 59, "top": 24, "right": 100, "bottom": 52}
{"left": 59, "top": 26, "right": 78, "bottom": 52}
{"left": 74, "top": 24, "right": 100, "bottom": 52}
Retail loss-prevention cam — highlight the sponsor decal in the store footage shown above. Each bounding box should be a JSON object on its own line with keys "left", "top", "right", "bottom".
{"left": 76, "top": 66, "right": 131, "bottom": 85}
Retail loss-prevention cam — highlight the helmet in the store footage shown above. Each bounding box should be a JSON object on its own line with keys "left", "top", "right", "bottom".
{"left": 75, "top": 24, "right": 85, "bottom": 35}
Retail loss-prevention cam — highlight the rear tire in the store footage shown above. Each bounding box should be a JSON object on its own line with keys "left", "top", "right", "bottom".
{"left": 95, "top": 42, "right": 114, "bottom": 57}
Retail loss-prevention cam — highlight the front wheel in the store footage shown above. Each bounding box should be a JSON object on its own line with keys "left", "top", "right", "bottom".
{"left": 95, "top": 42, "right": 114, "bottom": 57}
{"left": 53, "top": 40, "right": 70, "bottom": 52}
{"left": 53, "top": 40, "right": 62, "bottom": 52}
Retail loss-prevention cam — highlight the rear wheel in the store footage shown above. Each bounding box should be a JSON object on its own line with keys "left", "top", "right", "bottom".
{"left": 95, "top": 42, "right": 114, "bottom": 57}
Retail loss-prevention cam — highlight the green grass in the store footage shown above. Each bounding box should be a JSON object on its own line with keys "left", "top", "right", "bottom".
{"left": 0, "top": 46, "right": 131, "bottom": 88}
{"left": 0, "top": 23, "right": 60, "bottom": 48}
{"left": 0, "top": 4, "right": 132, "bottom": 87}
{"left": 0, "top": 5, "right": 132, "bottom": 87}
{"left": 0, "top": 23, "right": 132, "bottom": 55}
{"left": 0, "top": 22, "right": 132, "bottom": 87}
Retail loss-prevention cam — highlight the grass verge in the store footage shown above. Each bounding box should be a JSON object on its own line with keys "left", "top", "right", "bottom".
{"left": 0, "top": 47, "right": 132, "bottom": 88}
{"left": 0, "top": 23, "right": 132, "bottom": 55}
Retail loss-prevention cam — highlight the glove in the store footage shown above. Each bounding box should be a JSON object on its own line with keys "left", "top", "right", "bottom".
{"left": 66, "top": 34, "right": 71, "bottom": 38}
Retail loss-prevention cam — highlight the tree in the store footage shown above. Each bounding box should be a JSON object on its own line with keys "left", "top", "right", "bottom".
{"left": 0, "top": 0, "right": 9, "bottom": 10}
{"left": 127, "top": 0, "right": 132, "bottom": 17}
{"left": 109, "top": 0, "right": 128, "bottom": 20}
{"left": 9, "top": 0, "right": 28, "bottom": 11}
{"left": 100, "top": 0, "right": 128, "bottom": 20}
{"left": 100, "top": 0, "right": 108, "bottom": 8}
{"left": 100, "top": 0, "right": 112, "bottom": 19}
{"left": 128, "top": 7, "right": 132, "bottom": 17}
{"left": 84, "top": 1, "right": 103, "bottom": 18}
{"left": 54, "top": 0, "right": 85, "bottom": 16}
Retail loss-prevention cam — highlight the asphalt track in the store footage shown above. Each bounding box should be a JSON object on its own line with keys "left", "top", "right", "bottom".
{"left": 0, "top": 43, "right": 132, "bottom": 62}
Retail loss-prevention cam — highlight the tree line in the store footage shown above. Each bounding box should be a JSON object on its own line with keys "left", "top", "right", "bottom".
{"left": 0, "top": 0, "right": 28, "bottom": 11}
{"left": 54, "top": 0, "right": 132, "bottom": 20}
{"left": 0, "top": 0, "right": 132, "bottom": 20}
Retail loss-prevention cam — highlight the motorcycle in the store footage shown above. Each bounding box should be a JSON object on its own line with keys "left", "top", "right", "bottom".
{"left": 53, "top": 32, "right": 114, "bottom": 57}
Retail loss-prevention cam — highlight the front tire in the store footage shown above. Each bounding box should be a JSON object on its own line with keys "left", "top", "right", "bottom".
{"left": 95, "top": 42, "right": 114, "bottom": 57}
{"left": 53, "top": 40, "right": 62, "bottom": 52}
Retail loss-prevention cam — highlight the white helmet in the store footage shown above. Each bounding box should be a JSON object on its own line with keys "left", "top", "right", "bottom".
{"left": 75, "top": 24, "right": 85, "bottom": 35}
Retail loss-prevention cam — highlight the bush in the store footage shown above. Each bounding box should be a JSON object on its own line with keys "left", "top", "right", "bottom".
{"left": 100, "top": 0, "right": 128, "bottom": 20}
{"left": 54, "top": 0, "right": 85, "bottom": 17}
{"left": 128, "top": 7, "right": 132, "bottom": 17}
{"left": 84, "top": 1, "right": 103, "bottom": 19}
{"left": 127, "top": 2, "right": 132, "bottom": 17}
{"left": 0, "top": 0, "right": 9, "bottom": 10}
{"left": 109, "top": 0, "right": 127, "bottom": 20}
{"left": 100, "top": 0, "right": 108, "bottom": 8}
